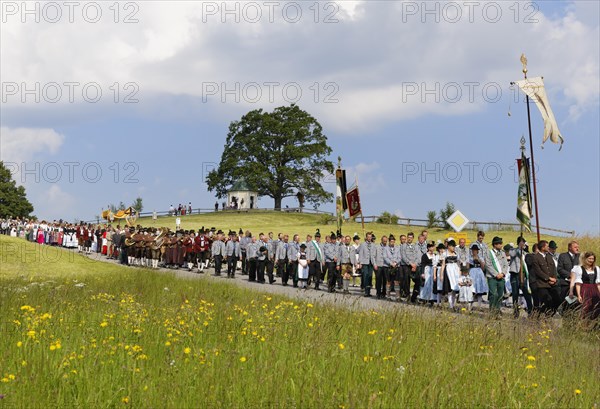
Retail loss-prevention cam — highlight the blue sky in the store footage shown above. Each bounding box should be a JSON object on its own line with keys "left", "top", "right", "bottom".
{"left": 1, "top": 1, "right": 599, "bottom": 234}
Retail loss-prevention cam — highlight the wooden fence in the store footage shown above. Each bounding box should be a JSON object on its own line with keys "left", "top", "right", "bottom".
{"left": 84, "top": 209, "right": 574, "bottom": 236}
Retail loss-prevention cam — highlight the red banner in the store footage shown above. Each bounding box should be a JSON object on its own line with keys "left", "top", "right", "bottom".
{"left": 345, "top": 187, "right": 362, "bottom": 218}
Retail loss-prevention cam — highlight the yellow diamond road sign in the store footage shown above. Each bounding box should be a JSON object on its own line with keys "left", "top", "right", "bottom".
{"left": 447, "top": 210, "right": 469, "bottom": 232}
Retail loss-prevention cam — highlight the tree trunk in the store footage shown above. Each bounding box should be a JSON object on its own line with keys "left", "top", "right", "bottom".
{"left": 274, "top": 196, "right": 282, "bottom": 210}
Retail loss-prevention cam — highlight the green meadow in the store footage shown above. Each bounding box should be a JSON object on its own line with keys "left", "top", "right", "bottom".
{"left": 137, "top": 211, "right": 598, "bottom": 252}
{"left": 1, "top": 230, "right": 599, "bottom": 408}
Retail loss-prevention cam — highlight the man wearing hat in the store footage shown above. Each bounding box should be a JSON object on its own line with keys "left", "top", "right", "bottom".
{"left": 547, "top": 241, "right": 559, "bottom": 269}
{"left": 239, "top": 230, "right": 250, "bottom": 275}
{"left": 247, "top": 235, "right": 259, "bottom": 282}
{"left": 225, "top": 231, "right": 241, "bottom": 278}
{"left": 323, "top": 232, "right": 339, "bottom": 293}
{"left": 357, "top": 232, "right": 376, "bottom": 297}
{"left": 256, "top": 234, "right": 273, "bottom": 284}
{"left": 275, "top": 234, "right": 290, "bottom": 285}
{"left": 484, "top": 236, "right": 509, "bottom": 314}
{"left": 285, "top": 234, "right": 301, "bottom": 287}
{"left": 508, "top": 236, "right": 533, "bottom": 317}
{"left": 306, "top": 230, "right": 324, "bottom": 290}
{"left": 211, "top": 230, "right": 226, "bottom": 276}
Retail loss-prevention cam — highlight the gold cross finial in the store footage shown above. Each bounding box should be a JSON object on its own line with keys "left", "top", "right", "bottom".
{"left": 520, "top": 53, "right": 528, "bottom": 75}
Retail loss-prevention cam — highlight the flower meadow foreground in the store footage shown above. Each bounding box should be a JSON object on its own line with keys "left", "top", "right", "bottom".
{"left": 0, "top": 235, "right": 598, "bottom": 408}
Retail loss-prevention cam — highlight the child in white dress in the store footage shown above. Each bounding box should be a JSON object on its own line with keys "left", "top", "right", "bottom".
{"left": 297, "top": 244, "right": 309, "bottom": 289}
{"left": 458, "top": 265, "right": 474, "bottom": 311}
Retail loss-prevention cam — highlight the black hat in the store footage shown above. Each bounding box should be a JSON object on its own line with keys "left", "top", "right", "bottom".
{"left": 447, "top": 240, "right": 456, "bottom": 247}
{"left": 239, "top": 228, "right": 243, "bottom": 234}
{"left": 217, "top": 229, "right": 224, "bottom": 235}
{"left": 503, "top": 244, "right": 513, "bottom": 252}
{"left": 300, "top": 243, "right": 307, "bottom": 249}
{"left": 492, "top": 236, "right": 503, "bottom": 245}
{"left": 549, "top": 240, "right": 558, "bottom": 249}
{"left": 259, "top": 245, "right": 267, "bottom": 253}
{"left": 470, "top": 244, "right": 480, "bottom": 251}
{"left": 210, "top": 227, "right": 216, "bottom": 232}
{"left": 315, "top": 229, "right": 321, "bottom": 238}
{"left": 517, "top": 236, "right": 526, "bottom": 245}
{"left": 199, "top": 227, "right": 205, "bottom": 234}
{"left": 336, "top": 230, "right": 342, "bottom": 238}
{"left": 330, "top": 232, "right": 336, "bottom": 240}
{"left": 389, "top": 234, "right": 396, "bottom": 241}
{"left": 426, "top": 241, "right": 435, "bottom": 248}
{"left": 437, "top": 243, "right": 446, "bottom": 250}
{"left": 353, "top": 234, "right": 360, "bottom": 241}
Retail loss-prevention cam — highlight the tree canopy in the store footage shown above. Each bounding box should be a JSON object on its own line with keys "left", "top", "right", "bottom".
{"left": 0, "top": 161, "right": 34, "bottom": 218}
{"left": 206, "top": 105, "right": 334, "bottom": 209}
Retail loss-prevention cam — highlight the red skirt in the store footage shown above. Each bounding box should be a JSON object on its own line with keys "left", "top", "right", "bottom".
{"left": 580, "top": 283, "right": 600, "bottom": 320}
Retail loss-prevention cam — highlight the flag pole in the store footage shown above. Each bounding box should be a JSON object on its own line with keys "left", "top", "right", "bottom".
{"left": 355, "top": 174, "right": 365, "bottom": 237}
{"left": 519, "top": 137, "right": 525, "bottom": 285}
{"left": 521, "top": 54, "right": 541, "bottom": 243}
{"left": 336, "top": 156, "right": 343, "bottom": 235}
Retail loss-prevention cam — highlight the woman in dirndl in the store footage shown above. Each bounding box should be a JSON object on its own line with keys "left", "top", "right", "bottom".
{"left": 419, "top": 241, "right": 438, "bottom": 305}
{"left": 434, "top": 243, "right": 446, "bottom": 306}
{"left": 37, "top": 223, "right": 45, "bottom": 244}
{"left": 468, "top": 244, "right": 488, "bottom": 309}
{"left": 442, "top": 240, "right": 460, "bottom": 309}
{"left": 570, "top": 251, "right": 600, "bottom": 321}
{"left": 297, "top": 244, "right": 309, "bottom": 289}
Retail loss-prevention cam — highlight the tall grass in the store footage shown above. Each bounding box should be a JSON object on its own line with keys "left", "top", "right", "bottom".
{"left": 1, "top": 235, "right": 598, "bottom": 408}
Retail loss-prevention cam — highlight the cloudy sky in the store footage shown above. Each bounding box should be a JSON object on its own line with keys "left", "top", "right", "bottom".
{"left": 1, "top": 1, "right": 598, "bottom": 234}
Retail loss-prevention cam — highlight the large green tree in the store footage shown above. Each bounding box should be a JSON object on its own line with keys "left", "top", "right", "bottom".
{"left": 0, "top": 161, "right": 34, "bottom": 218}
{"left": 206, "top": 105, "right": 334, "bottom": 210}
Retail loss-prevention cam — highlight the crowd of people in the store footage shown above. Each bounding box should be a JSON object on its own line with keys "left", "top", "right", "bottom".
{"left": 2, "top": 218, "right": 598, "bottom": 322}
{"left": 168, "top": 203, "right": 193, "bottom": 216}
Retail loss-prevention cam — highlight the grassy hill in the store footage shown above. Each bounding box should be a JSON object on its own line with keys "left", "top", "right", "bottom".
{"left": 136, "top": 211, "right": 599, "bottom": 252}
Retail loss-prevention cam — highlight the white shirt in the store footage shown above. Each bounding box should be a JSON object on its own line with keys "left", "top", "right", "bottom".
{"left": 571, "top": 265, "right": 600, "bottom": 284}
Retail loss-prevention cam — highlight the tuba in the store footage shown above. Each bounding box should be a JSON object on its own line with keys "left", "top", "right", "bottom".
{"left": 152, "top": 228, "right": 168, "bottom": 250}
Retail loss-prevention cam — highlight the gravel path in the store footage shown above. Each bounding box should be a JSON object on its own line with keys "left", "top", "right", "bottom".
{"left": 77, "top": 250, "right": 534, "bottom": 322}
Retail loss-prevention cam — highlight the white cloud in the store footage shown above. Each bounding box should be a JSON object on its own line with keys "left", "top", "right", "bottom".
{"left": 0, "top": 126, "right": 65, "bottom": 165}
{"left": 46, "top": 184, "right": 75, "bottom": 208}
{"left": 346, "top": 161, "right": 386, "bottom": 194}
{"left": 1, "top": 2, "right": 597, "bottom": 131}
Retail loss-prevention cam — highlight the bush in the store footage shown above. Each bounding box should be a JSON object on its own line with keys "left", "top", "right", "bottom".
{"left": 376, "top": 211, "right": 399, "bottom": 225}
{"left": 318, "top": 213, "right": 335, "bottom": 225}
{"left": 439, "top": 202, "right": 456, "bottom": 230}
{"left": 426, "top": 211, "right": 438, "bottom": 228}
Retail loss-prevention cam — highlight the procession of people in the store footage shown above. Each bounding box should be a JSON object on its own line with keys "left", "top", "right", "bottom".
{"left": 2, "top": 217, "right": 599, "bottom": 323}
